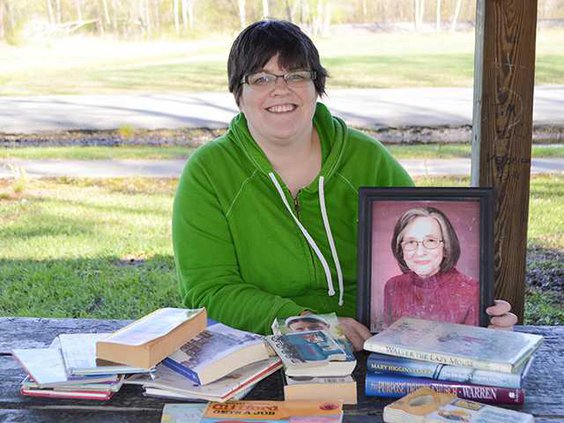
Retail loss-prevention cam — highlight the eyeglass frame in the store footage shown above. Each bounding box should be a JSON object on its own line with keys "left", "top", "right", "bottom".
{"left": 240, "top": 70, "right": 317, "bottom": 88}
{"left": 401, "top": 237, "right": 444, "bottom": 252}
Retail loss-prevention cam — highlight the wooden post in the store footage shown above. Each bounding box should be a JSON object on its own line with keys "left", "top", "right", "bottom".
{"left": 471, "top": 0, "right": 538, "bottom": 321}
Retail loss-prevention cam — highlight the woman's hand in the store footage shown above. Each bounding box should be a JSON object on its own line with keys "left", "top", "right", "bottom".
{"left": 486, "top": 299, "right": 518, "bottom": 330}
{"left": 337, "top": 317, "right": 372, "bottom": 351}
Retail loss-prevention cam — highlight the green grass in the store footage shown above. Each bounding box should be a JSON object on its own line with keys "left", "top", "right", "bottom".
{"left": 1, "top": 29, "right": 564, "bottom": 95}
{"left": 1, "top": 143, "right": 562, "bottom": 160}
{"left": 0, "top": 174, "right": 562, "bottom": 323}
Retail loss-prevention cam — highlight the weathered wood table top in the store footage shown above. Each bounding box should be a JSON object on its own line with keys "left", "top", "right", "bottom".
{"left": 0, "top": 318, "right": 562, "bottom": 423}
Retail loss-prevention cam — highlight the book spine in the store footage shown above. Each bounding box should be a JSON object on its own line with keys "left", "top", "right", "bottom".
{"left": 365, "top": 374, "right": 524, "bottom": 405}
{"left": 365, "top": 343, "right": 513, "bottom": 373}
{"left": 366, "top": 353, "right": 522, "bottom": 389}
{"left": 161, "top": 358, "right": 202, "bottom": 385}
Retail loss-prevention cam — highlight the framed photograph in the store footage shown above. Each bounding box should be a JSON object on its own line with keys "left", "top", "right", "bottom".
{"left": 357, "top": 187, "right": 494, "bottom": 333}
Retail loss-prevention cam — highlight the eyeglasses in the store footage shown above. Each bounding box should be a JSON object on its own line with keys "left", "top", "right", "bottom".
{"left": 240, "top": 70, "right": 316, "bottom": 89}
{"left": 401, "top": 237, "right": 443, "bottom": 252}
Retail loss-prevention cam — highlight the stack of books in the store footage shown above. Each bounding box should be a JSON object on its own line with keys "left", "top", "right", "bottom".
{"left": 363, "top": 317, "right": 544, "bottom": 405}
{"left": 12, "top": 334, "right": 151, "bottom": 400}
{"left": 268, "top": 313, "right": 358, "bottom": 405}
{"left": 12, "top": 307, "right": 281, "bottom": 402}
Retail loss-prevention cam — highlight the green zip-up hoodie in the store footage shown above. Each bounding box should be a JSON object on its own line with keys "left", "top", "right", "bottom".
{"left": 173, "top": 103, "right": 413, "bottom": 335}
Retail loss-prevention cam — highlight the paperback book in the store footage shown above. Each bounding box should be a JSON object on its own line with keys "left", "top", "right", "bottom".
{"left": 383, "top": 387, "right": 534, "bottom": 423}
{"left": 127, "top": 356, "right": 282, "bottom": 402}
{"left": 366, "top": 373, "right": 524, "bottom": 405}
{"left": 96, "top": 307, "right": 207, "bottom": 369}
{"left": 59, "top": 333, "right": 152, "bottom": 376}
{"left": 271, "top": 313, "right": 355, "bottom": 361}
{"left": 367, "top": 352, "right": 533, "bottom": 389}
{"left": 161, "top": 403, "right": 207, "bottom": 423}
{"left": 20, "top": 382, "right": 115, "bottom": 401}
{"left": 284, "top": 374, "right": 357, "bottom": 405}
{"left": 162, "top": 322, "right": 270, "bottom": 385}
{"left": 201, "top": 400, "right": 343, "bottom": 423}
{"left": 363, "top": 317, "right": 543, "bottom": 373}
{"left": 266, "top": 330, "right": 356, "bottom": 377}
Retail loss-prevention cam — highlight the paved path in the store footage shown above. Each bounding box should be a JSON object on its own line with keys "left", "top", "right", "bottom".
{"left": 1, "top": 158, "right": 561, "bottom": 178}
{"left": 1, "top": 86, "right": 563, "bottom": 133}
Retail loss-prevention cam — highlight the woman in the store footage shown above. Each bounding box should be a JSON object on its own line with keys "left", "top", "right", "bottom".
{"left": 173, "top": 19, "right": 516, "bottom": 350}
{"left": 384, "top": 207, "right": 479, "bottom": 326}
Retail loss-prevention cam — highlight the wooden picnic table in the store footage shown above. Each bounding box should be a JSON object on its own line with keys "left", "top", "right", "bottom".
{"left": 0, "top": 317, "right": 562, "bottom": 423}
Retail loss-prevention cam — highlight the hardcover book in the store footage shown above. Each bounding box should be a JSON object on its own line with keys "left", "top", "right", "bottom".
{"left": 266, "top": 330, "right": 356, "bottom": 377}
{"left": 59, "top": 333, "right": 152, "bottom": 376}
{"left": 127, "top": 357, "right": 282, "bottom": 402}
{"left": 201, "top": 400, "right": 343, "bottom": 423}
{"left": 363, "top": 317, "right": 543, "bottom": 373}
{"left": 20, "top": 384, "right": 115, "bottom": 401}
{"left": 284, "top": 374, "right": 357, "bottom": 405}
{"left": 383, "top": 387, "right": 534, "bottom": 423}
{"left": 96, "top": 307, "right": 207, "bottom": 369}
{"left": 366, "top": 373, "right": 524, "bottom": 405}
{"left": 367, "top": 352, "right": 533, "bottom": 389}
{"left": 162, "top": 322, "right": 270, "bottom": 385}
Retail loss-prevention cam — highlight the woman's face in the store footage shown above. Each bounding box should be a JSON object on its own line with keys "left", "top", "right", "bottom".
{"left": 400, "top": 216, "right": 444, "bottom": 278}
{"left": 238, "top": 54, "right": 317, "bottom": 147}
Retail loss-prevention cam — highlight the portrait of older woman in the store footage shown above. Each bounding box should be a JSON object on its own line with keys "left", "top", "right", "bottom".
{"left": 383, "top": 206, "right": 479, "bottom": 327}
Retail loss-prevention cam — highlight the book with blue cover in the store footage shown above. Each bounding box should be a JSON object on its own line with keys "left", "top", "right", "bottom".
{"left": 366, "top": 352, "right": 533, "bottom": 389}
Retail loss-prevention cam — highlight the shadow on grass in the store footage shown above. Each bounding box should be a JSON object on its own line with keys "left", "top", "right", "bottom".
{"left": 0, "top": 255, "right": 182, "bottom": 320}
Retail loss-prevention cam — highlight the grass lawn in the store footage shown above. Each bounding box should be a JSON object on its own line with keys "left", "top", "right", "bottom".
{"left": 1, "top": 143, "right": 562, "bottom": 160}
{"left": 1, "top": 29, "right": 564, "bottom": 95}
{"left": 0, "top": 173, "right": 561, "bottom": 324}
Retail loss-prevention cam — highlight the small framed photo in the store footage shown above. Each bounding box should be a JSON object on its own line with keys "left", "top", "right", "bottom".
{"left": 357, "top": 187, "right": 494, "bottom": 333}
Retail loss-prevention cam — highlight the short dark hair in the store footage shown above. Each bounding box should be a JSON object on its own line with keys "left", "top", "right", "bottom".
{"left": 227, "top": 19, "right": 328, "bottom": 106}
{"left": 391, "top": 207, "right": 461, "bottom": 274}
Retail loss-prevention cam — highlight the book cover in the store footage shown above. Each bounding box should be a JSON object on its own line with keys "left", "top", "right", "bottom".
{"left": 20, "top": 385, "right": 114, "bottom": 401}
{"left": 161, "top": 403, "right": 207, "bottom": 423}
{"left": 271, "top": 313, "right": 355, "bottom": 362}
{"left": 201, "top": 400, "right": 343, "bottom": 423}
{"left": 284, "top": 375, "right": 357, "bottom": 405}
{"left": 363, "top": 317, "right": 543, "bottom": 373}
{"left": 365, "top": 373, "right": 525, "bottom": 405}
{"left": 162, "top": 322, "right": 270, "bottom": 385}
{"left": 366, "top": 352, "right": 532, "bottom": 389}
{"left": 96, "top": 307, "right": 207, "bottom": 369}
{"left": 266, "top": 330, "right": 356, "bottom": 377}
{"left": 128, "top": 357, "right": 282, "bottom": 402}
{"left": 59, "top": 333, "right": 152, "bottom": 376}
{"left": 384, "top": 387, "right": 534, "bottom": 423}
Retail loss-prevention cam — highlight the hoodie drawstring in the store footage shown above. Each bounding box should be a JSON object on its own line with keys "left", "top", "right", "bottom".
{"left": 268, "top": 172, "right": 343, "bottom": 306}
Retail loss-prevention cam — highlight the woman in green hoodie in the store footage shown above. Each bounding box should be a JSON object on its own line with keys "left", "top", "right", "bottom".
{"left": 172, "top": 20, "right": 517, "bottom": 350}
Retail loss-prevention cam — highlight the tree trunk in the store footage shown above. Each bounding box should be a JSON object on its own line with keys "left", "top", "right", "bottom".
{"left": 76, "top": 0, "right": 82, "bottom": 21}
{"left": 46, "top": 0, "right": 55, "bottom": 24}
{"left": 186, "top": 0, "right": 194, "bottom": 30}
{"left": 181, "top": 0, "right": 188, "bottom": 31}
{"left": 362, "top": 0, "right": 368, "bottom": 19}
{"left": 237, "top": 0, "right": 246, "bottom": 29}
{"left": 173, "top": 0, "right": 180, "bottom": 34}
{"left": 451, "top": 0, "right": 463, "bottom": 32}
{"left": 436, "top": 0, "right": 441, "bottom": 31}
{"left": 55, "top": 0, "right": 62, "bottom": 23}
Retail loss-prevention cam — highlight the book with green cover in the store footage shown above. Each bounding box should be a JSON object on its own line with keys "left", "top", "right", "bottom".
{"left": 363, "top": 317, "right": 543, "bottom": 373}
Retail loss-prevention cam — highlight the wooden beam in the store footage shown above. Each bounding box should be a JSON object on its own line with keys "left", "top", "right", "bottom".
{"left": 471, "top": 0, "right": 538, "bottom": 321}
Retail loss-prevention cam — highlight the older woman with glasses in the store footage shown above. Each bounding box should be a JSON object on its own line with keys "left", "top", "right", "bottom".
{"left": 384, "top": 207, "right": 481, "bottom": 327}
{"left": 172, "top": 19, "right": 516, "bottom": 351}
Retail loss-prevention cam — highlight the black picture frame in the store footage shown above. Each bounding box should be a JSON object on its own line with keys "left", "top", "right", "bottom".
{"left": 357, "top": 187, "right": 494, "bottom": 333}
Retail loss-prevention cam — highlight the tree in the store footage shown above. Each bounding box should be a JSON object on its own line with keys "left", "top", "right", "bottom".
{"left": 237, "top": 0, "right": 245, "bottom": 29}
{"left": 451, "top": 0, "right": 463, "bottom": 32}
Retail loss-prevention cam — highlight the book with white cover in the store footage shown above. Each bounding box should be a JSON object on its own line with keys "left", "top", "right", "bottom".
{"left": 128, "top": 357, "right": 281, "bottom": 402}
{"left": 11, "top": 338, "right": 118, "bottom": 388}
{"left": 161, "top": 403, "right": 206, "bottom": 423}
{"left": 59, "top": 333, "right": 152, "bottom": 375}
{"left": 364, "top": 317, "right": 543, "bottom": 373}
